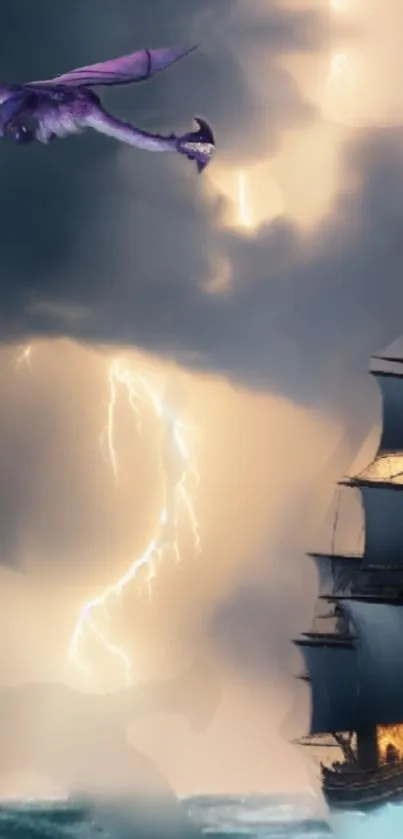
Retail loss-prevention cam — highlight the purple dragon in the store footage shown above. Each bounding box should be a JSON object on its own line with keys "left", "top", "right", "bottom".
{"left": 0, "top": 45, "right": 215, "bottom": 172}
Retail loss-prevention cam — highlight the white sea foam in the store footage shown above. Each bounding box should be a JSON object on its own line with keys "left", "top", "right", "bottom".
{"left": 331, "top": 802, "right": 403, "bottom": 839}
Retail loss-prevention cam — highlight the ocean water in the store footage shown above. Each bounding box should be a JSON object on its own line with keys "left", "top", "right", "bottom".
{"left": 187, "top": 794, "right": 331, "bottom": 837}
{"left": 1, "top": 794, "right": 403, "bottom": 839}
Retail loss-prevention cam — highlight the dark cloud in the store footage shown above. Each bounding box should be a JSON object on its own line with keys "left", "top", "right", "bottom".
{"left": 0, "top": 0, "right": 320, "bottom": 343}
{"left": 0, "top": 0, "right": 398, "bottom": 672}
{"left": 61, "top": 128, "right": 403, "bottom": 421}
{"left": 0, "top": 6, "right": 395, "bottom": 536}
{"left": 0, "top": 0, "right": 400, "bottom": 431}
{"left": 9, "top": 124, "right": 395, "bottom": 453}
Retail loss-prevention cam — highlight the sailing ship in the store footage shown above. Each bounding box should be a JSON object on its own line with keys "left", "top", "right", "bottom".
{"left": 294, "top": 352, "right": 403, "bottom": 812}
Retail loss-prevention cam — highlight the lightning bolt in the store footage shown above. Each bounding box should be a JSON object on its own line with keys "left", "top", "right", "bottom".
{"left": 67, "top": 357, "right": 201, "bottom": 686}
{"left": 237, "top": 171, "right": 253, "bottom": 229}
{"left": 14, "top": 344, "right": 33, "bottom": 371}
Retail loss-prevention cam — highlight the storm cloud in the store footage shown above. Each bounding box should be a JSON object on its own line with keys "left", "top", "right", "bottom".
{"left": 0, "top": 0, "right": 400, "bottom": 795}
{"left": 0, "top": 0, "right": 400, "bottom": 425}
{"left": 0, "top": 1, "right": 321, "bottom": 375}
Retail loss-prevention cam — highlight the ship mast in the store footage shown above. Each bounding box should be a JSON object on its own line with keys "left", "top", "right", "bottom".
{"left": 295, "top": 355, "right": 403, "bottom": 772}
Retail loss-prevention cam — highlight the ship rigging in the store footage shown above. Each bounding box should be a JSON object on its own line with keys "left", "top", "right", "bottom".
{"left": 294, "top": 353, "right": 403, "bottom": 811}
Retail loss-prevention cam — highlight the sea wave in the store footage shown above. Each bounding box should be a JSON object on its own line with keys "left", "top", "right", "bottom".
{"left": 186, "top": 794, "right": 331, "bottom": 838}
{"left": 0, "top": 795, "right": 197, "bottom": 839}
{"left": 2, "top": 793, "right": 403, "bottom": 839}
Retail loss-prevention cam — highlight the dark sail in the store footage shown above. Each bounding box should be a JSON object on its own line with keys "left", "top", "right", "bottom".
{"left": 297, "top": 640, "right": 358, "bottom": 734}
{"left": 371, "top": 370, "right": 403, "bottom": 456}
{"left": 297, "top": 599, "right": 403, "bottom": 733}
{"left": 341, "top": 600, "right": 403, "bottom": 727}
{"left": 340, "top": 479, "right": 403, "bottom": 569}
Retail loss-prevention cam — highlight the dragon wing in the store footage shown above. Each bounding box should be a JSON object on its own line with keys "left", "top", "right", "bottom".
{"left": 28, "top": 45, "right": 197, "bottom": 89}
{"left": 0, "top": 84, "right": 18, "bottom": 104}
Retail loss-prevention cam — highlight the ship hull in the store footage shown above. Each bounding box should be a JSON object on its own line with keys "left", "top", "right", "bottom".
{"left": 323, "top": 763, "right": 403, "bottom": 812}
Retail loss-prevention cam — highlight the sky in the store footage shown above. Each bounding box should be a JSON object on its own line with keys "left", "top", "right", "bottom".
{"left": 0, "top": 0, "right": 403, "bottom": 800}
